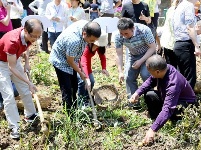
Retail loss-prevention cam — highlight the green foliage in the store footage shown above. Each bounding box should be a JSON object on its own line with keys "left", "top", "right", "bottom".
{"left": 173, "top": 104, "right": 201, "bottom": 147}
{"left": 161, "top": 102, "right": 201, "bottom": 149}
{"left": 51, "top": 107, "right": 93, "bottom": 149}
{"left": 30, "top": 53, "right": 58, "bottom": 86}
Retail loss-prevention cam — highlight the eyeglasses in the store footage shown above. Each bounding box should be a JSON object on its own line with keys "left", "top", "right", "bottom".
{"left": 29, "top": 33, "right": 41, "bottom": 39}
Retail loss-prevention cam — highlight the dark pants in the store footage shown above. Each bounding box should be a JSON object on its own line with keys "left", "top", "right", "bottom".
{"left": 54, "top": 67, "right": 78, "bottom": 111}
{"left": 101, "top": 13, "right": 114, "bottom": 46}
{"left": 151, "top": 12, "right": 159, "bottom": 28}
{"left": 0, "top": 32, "right": 6, "bottom": 38}
{"left": 27, "top": 8, "right": 34, "bottom": 15}
{"left": 163, "top": 48, "right": 177, "bottom": 69}
{"left": 144, "top": 90, "right": 193, "bottom": 121}
{"left": 48, "top": 32, "right": 61, "bottom": 47}
{"left": 42, "top": 31, "right": 49, "bottom": 53}
{"left": 174, "top": 40, "right": 196, "bottom": 89}
{"left": 90, "top": 12, "right": 99, "bottom": 21}
{"left": 11, "top": 19, "right": 22, "bottom": 29}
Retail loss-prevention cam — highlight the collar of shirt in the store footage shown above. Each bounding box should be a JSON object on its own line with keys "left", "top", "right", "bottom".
{"left": 127, "top": 26, "right": 137, "bottom": 40}
{"left": 20, "top": 30, "right": 28, "bottom": 46}
{"left": 133, "top": 25, "right": 137, "bottom": 36}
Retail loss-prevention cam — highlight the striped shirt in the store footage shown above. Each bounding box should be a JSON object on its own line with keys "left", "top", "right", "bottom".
{"left": 115, "top": 23, "right": 155, "bottom": 55}
{"left": 49, "top": 20, "right": 88, "bottom": 74}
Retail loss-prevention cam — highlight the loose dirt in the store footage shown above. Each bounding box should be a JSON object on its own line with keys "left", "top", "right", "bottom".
{"left": 0, "top": 43, "right": 200, "bottom": 149}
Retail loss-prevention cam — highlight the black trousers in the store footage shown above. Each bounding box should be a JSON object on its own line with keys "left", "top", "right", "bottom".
{"left": 151, "top": 12, "right": 159, "bottom": 28}
{"left": 0, "top": 32, "right": 6, "bottom": 38}
{"left": 42, "top": 31, "right": 48, "bottom": 53}
{"left": 173, "top": 40, "right": 196, "bottom": 89}
{"left": 54, "top": 67, "right": 78, "bottom": 111}
{"left": 163, "top": 48, "right": 177, "bottom": 69}
{"left": 144, "top": 90, "right": 192, "bottom": 121}
{"left": 11, "top": 19, "right": 22, "bottom": 29}
{"left": 101, "top": 13, "right": 114, "bottom": 45}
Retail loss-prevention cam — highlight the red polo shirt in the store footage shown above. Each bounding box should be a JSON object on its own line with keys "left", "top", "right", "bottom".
{"left": 0, "top": 27, "right": 31, "bottom": 62}
{"left": 80, "top": 45, "right": 106, "bottom": 78}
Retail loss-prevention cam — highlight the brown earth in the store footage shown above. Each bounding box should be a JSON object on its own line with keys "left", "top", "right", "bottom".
{"left": 0, "top": 42, "right": 201, "bottom": 149}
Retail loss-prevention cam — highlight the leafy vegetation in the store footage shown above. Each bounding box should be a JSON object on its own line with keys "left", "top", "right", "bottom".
{"left": 0, "top": 51, "right": 201, "bottom": 149}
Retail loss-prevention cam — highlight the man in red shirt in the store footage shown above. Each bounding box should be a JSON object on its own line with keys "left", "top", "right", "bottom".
{"left": 0, "top": 18, "right": 43, "bottom": 139}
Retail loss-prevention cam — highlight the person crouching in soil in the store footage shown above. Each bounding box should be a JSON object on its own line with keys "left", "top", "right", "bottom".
{"left": 129, "top": 54, "right": 197, "bottom": 144}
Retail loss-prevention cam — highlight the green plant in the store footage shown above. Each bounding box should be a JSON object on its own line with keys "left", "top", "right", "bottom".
{"left": 30, "top": 53, "right": 58, "bottom": 86}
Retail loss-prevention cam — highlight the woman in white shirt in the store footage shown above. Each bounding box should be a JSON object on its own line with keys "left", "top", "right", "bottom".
{"left": 45, "top": 0, "right": 69, "bottom": 47}
{"left": 66, "top": 0, "right": 85, "bottom": 27}
{"left": 8, "top": 0, "right": 23, "bottom": 29}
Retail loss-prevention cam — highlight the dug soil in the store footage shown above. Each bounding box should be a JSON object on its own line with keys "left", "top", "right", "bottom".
{"left": 0, "top": 43, "right": 200, "bottom": 149}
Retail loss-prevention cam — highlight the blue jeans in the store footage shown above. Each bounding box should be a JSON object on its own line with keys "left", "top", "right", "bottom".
{"left": 90, "top": 12, "right": 99, "bottom": 21}
{"left": 125, "top": 52, "right": 150, "bottom": 99}
{"left": 77, "top": 73, "right": 95, "bottom": 103}
{"left": 48, "top": 32, "right": 61, "bottom": 47}
{"left": 0, "top": 82, "right": 19, "bottom": 103}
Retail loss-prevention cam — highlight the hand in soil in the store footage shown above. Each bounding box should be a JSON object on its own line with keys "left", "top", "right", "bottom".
{"left": 118, "top": 72, "right": 124, "bottom": 85}
{"left": 143, "top": 128, "right": 155, "bottom": 145}
{"left": 129, "top": 92, "right": 139, "bottom": 103}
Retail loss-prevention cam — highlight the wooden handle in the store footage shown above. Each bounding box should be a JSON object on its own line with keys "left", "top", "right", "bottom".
{"left": 33, "top": 93, "right": 45, "bottom": 123}
{"left": 26, "top": 71, "right": 45, "bottom": 123}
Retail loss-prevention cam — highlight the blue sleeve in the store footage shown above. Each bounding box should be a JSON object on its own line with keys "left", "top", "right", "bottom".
{"left": 114, "top": 33, "right": 123, "bottom": 49}
{"left": 184, "top": 5, "right": 195, "bottom": 25}
{"left": 144, "top": 26, "right": 155, "bottom": 44}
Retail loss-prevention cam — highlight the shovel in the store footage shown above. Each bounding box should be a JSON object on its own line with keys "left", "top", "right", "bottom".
{"left": 26, "top": 70, "right": 49, "bottom": 135}
{"left": 79, "top": 63, "right": 101, "bottom": 130}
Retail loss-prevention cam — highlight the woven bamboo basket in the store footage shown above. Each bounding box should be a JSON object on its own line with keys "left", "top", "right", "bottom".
{"left": 92, "top": 85, "right": 120, "bottom": 109}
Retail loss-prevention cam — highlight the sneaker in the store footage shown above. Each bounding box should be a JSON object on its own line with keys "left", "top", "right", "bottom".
{"left": 106, "top": 44, "right": 111, "bottom": 48}
{"left": 10, "top": 128, "right": 20, "bottom": 139}
{"left": 24, "top": 113, "right": 38, "bottom": 123}
{"left": 132, "top": 102, "right": 142, "bottom": 110}
{"left": 81, "top": 102, "right": 91, "bottom": 110}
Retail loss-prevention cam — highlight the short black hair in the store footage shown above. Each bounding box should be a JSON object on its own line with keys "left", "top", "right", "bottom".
{"left": 117, "top": 18, "right": 134, "bottom": 30}
{"left": 88, "top": 43, "right": 106, "bottom": 54}
{"left": 146, "top": 54, "right": 167, "bottom": 71}
{"left": 83, "top": 22, "right": 101, "bottom": 38}
{"left": 24, "top": 19, "right": 43, "bottom": 34}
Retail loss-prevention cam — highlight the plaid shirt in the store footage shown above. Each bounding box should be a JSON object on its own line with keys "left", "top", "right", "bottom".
{"left": 172, "top": 0, "right": 196, "bottom": 41}
{"left": 115, "top": 23, "right": 155, "bottom": 55}
{"left": 49, "top": 20, "right": 88, "bottom": 74}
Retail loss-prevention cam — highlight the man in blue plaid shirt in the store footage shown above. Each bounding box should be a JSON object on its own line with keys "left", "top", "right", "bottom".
{"left": 49, "top": 20, "right": 101, "bottom": 112}
{"left": 115, "top": 18, "right": 156, "bottom": 103}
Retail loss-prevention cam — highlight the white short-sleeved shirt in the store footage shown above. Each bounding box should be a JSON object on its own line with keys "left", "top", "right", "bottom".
{"left": 173, "top": 0, "right": 196, "bottom": 41}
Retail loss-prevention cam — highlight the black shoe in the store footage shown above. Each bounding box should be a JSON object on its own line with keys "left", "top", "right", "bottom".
{"left": 132, "top": 102, "right": 142, "bottom": 110}
{"left": 24, "top": 113, "right": 38, "bottom": 123}
{"left": 107, "top": 44, "right": 111, "bottom": 48}
{"left": 127, "top": 102, "right": 142, "bottom": 110}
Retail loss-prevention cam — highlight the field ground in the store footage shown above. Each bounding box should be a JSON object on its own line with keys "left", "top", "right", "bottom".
{"left": 0, "top": 43, "right": 201, "bottom": 149}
